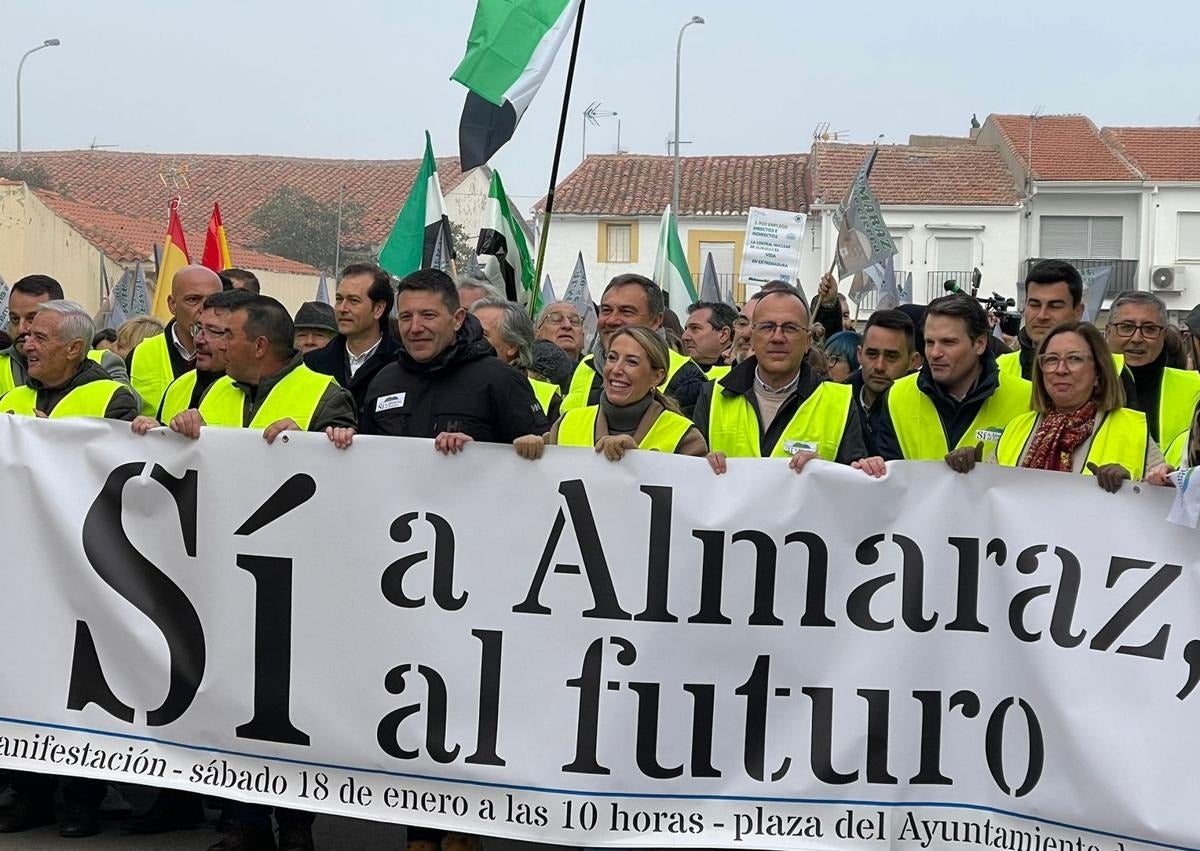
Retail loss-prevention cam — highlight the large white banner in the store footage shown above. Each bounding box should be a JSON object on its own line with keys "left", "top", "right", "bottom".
{"left": 0, "top": 417, "right": 1198, "bottom": 850}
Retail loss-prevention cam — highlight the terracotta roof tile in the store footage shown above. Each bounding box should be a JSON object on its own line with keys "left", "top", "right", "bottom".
{"left": 1100, "top": 127, "right": 1200, "bottom": 182}
{"left": 808, "top": 142, "right": 1020, "bottom": 206}
{"left": 987, "top": 114, "right": 1141, "bottom": 181}
{"left": 6, "top": 150, "right": 471, "bottom": 247}
{"left": 535, "top": 154, "right": 809, "bottom": 216}
{"left": 33, "top": 190, "right": 319, "bottom": 275}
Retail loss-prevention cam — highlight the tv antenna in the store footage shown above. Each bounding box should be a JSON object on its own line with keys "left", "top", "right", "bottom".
{"left": 88, "top": 136, "right": 117, "bottom": 151}
{"left": 582, "top": 101, "right": 617, "bottom": 160}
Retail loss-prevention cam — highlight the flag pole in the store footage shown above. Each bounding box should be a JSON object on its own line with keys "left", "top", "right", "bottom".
{"left": 530, "top": 0, "right": 586, "bottom": 316}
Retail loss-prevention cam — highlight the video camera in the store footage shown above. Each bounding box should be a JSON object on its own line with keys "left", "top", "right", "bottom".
{"left": 943, "top": 268, "right": 1022, "bottom": 337}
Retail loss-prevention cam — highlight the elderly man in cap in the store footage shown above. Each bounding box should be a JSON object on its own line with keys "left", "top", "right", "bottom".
{"left": 293, "top": 302, "right": 337, "bottom": 354}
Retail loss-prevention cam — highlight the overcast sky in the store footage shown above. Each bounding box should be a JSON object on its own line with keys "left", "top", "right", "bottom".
{"left": 3, "top": 0, "right": 1198, "bottom": 215}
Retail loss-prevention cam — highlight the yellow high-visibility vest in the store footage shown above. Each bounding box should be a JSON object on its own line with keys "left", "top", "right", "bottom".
{"left": 557, "top": 404, "right": 692, "bottom": 453}
{"left": 996, "top": 408, "right": 1148, "bottom": 481}
{"left": 704, "top": 364, "right": 732, "bottom": 382}
{"left": 529, "top": 377, "right": 561, "bottom": 418}
{"left": 0, "top": 379, "right": 122, "bottom": 418}
{"left": 129, "top": 333, "right": 176, "bottom": 418}
{"left": 560, "top": 348, "right": 694, "bottom": 412}
{"left": 158, "top": 371, "right": 200, "bottom": 424}
{"left": 886, "top": 371, "right": 1032, "bottom": 460}
{"left": 1156, "top": 367, "right": 1200, "bottom": 449}
{"left": 708, "top": 381, "right": 853, "bottom": 460}
{"left": 198, "top": 365, "right": 333, "bottom": 430}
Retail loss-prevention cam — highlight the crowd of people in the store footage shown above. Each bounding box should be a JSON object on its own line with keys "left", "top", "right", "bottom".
{"left": 0, "top": 255, "right": 1197, "bottom": 850}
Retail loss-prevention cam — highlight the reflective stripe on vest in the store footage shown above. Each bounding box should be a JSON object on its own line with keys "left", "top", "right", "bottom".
{"left": 708, "top": 382, "right": 853, "bottom": 460}
{"left": 997, "top": 408, "right": 1148, "bottom": 480}
{"left": 159, "top": 371, "right": 200, "bottom": 424}
{"left": 0, "top": 380, "right": 122, "bottom": 418}
{"left": 704, "top": 364, "right": 732, "bottom": 382}
{"left": 561, "top": 348, "right": 694, "bottom": 413}
{"left": 557, "top": 404, "right": 692, "bottom": 453}
{"left": 0, "top": 354, "right": 16, "bottom": 396}
{"left": 1158, "top": 367, "right": 1200, "bottom": 449}
{"left": 886, "top": 371, "right": 1033, "bottom": 460}
{"left": 529, "top": 377, "right": 560, "bottom": 418}
{"left": 199, "top": 365, "right": 333, "bottom": 430}
{"left": 130, "top": 333, "right": 175, "bottom": 417}
{"left": 998, "top": 350, "right": 1125, "bottom": 381}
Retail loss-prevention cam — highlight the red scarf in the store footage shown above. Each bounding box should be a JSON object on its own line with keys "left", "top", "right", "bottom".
{"left": 1021, "top": 402, "right": 1098, "bottom": 473}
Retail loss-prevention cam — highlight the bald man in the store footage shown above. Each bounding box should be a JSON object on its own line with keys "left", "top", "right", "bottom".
{"left": 129, "top": 265, "right": 224, "bottom": 416}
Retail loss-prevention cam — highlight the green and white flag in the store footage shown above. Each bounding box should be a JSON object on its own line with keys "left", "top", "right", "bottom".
{"left": 653, "top": 205, "right": 695, "bottom": 312}
{"left": 379, "top": 131, "right": 452, "bottom": 279}
{"left": 476, "top": 170, "right": 538, "bottom": 311}
{"left": 453, "top": 0, "right": 582, "bottom": 169}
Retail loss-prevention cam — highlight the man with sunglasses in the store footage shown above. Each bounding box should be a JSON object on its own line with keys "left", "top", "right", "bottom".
{"left": 1105, "top": 290, "right": 1200, "bottom": 446}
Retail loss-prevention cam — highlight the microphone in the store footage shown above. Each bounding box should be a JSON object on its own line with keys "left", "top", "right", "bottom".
{"left": 943, "top": 280, "right": 964, "bottom": 294}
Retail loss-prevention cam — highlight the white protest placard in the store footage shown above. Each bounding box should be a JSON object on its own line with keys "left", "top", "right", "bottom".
{"left": 0, "top": 417, "right": 1198, "bottom": 850}
{"left": 740, "top": 206, "right": 807, "bottom": 287}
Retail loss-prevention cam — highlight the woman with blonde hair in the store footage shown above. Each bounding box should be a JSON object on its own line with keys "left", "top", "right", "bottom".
{"left": 113, "top": 316, "right": 165, "bottom": 360}
{"left": 946, "top": 321, "right": 1163, "bottom": 492}
{"left": 515, "top": 326, "right": 707, "bottom": 460}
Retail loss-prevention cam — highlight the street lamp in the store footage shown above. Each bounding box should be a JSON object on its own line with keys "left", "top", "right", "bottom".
{"left": 16, "top": 38, "right": 61, "bottom": 166}
{"left": 672, "top": 16, "right": 704, "bottom": 216}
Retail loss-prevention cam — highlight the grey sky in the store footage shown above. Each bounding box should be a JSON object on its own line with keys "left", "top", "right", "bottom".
{"left": 3, "top": 0, "right": 1199, "bottom": 216}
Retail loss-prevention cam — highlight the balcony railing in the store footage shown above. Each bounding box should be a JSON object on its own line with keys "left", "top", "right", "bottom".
{"left": 1024, "top": 259, "right": 1140, "bottom": 296}
{"left": 924, "top": 270, "right": 976, "bottom": 303}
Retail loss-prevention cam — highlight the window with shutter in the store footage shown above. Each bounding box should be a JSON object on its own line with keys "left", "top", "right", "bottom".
{"left": 1089, "top": 217, "right": 1122, "bottom": 259}
{"left": 605, "top": 223, "right": 632, "bottom": 263}
{"left": 935, "top": 237, "right": 972, "bottom": 270}
{"left": 1039, "top": 216, "right": 1122, "bottom": 258}
{"left": 1177, "top": 213, "right": 1200, "bottom": 261}
{"left": 1039, "top": 217, "right": 1089, "bottom": 257}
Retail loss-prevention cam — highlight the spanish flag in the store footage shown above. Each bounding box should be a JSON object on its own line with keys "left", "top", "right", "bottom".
{"left": 151, "top": 198, "right": 190, "bottom": 321}
{"left": 201, "top": 202, "right": 231, "bottom": 273}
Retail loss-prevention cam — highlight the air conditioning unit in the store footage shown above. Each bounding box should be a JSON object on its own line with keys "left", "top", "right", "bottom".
{"left": 1150, "top": 266, "right": 1186, "bottom": 292}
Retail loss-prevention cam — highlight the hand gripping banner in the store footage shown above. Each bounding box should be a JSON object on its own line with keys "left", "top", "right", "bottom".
{"left": 0, "top": 417, "right": 1197, "bottom": 849}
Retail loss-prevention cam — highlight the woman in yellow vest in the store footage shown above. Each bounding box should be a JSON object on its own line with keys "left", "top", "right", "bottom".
{"left": 946, "top": 322, "right": 1164, "bottom": 492}
{"left": 514, "top": 327, "right": 707, "bottom": 460}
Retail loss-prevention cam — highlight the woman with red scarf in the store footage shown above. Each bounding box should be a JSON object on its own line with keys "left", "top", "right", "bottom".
{"left": 946, "top": 321, "right": 1163, "bottom": 492}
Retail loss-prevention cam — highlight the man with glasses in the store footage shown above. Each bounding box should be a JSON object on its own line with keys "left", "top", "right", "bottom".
{"left": 696, "top": 285, "right": 878, "bottom": 475}
{"left": 1105, "top": 290, "right": 1200, "bottom": 446}
{"left": 133, "top": 289, "right": 257, "bottom": 430}
{"left": 535, "top": 300, "right": 586, "bottom": 362}
{"left": 129, "top": 264, "right": 223, "bottom": 416}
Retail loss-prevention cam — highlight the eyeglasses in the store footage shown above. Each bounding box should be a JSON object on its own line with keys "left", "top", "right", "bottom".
{"left": 542, "top": 312, "right": 583, "bottom": 328}
{"left": 1037, "top": 353, "right": 1093, "bottom": 372}
{"left": 752, "top": 321, "right": 807, "bottom": 338}
{"left": 1109, "top": 322, "right": 1164, "bottom": 340}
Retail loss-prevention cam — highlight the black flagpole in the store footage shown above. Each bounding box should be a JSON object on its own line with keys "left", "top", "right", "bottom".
{"left": 531, "top": 0, "right": 586, "bottom": 316}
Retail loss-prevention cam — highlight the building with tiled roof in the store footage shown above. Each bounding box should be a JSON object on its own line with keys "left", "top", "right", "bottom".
{"left": 535, "top": 154, "right": 808, "bottom": 216}
{"left": 0, "top": 180, "right": 324, "bottom": 315}
{"left": 973, "top": 113, "right": 1200, "bottom": 300}
{"left": 1100, "top": 127, "right": 1200, "bottom": 182}
{"left": 807, "top": 143, "right": 1019, "bottom": 207}
{"left": 8, "top": 149, "right": 481, "bottom": 248}
{"left": 979, "top": 114, "right": 1142, "bottom": 183}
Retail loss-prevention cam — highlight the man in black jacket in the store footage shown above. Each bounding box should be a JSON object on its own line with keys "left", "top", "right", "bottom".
{"left": 305, "top": 263, "right": 401, "bottom": 421}
{"left": 360, "top": 269, "right": 547, "bottom": 449}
